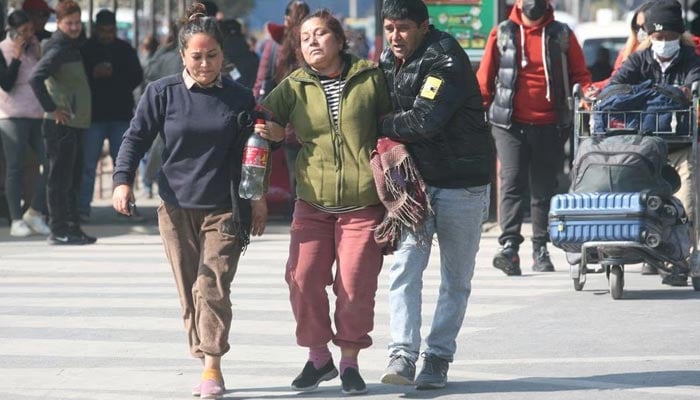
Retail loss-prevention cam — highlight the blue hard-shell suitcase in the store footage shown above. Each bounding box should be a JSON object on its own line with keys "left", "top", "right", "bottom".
{"left": 548, "top": 192, "right": 664, "bottom": 253}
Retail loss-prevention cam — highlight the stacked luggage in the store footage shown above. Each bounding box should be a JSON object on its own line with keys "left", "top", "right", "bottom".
{"left": 548, "top": 82, "right": 700, "bottom": 298}
{"left": 549, "top": 191, "right": 690, "bottom": 264}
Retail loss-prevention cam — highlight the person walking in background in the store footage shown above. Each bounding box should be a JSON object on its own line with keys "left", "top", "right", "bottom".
{"left": 346, "top": 27, "right": 370, "bottom": 59}
{"left": 22, "top": 0, "right": 53, "bottom": 42}
{"left": 609, "top": 0, "right": 700, "bottom": 286}
{"left": 0, "top": 9, "right": 50, "bottom": 237}
{"left": 253, "top": 0, "right": 309, "bottom": 201}
{"left": 587, "top": 47, "right": 612, "bottom": 82}
{"left": 29, "top": 0, "right": 95, "bottom": 245}
{"left": 112, "top": 4, "right": 267, "bottom": 399}
{"left": 144, "top": 22, "right": 182, "bottom": 84}
{"left": 220, "top": 18, "right": 259, "bottom": 89}
{"left": 589, "top": 1, "right": 665, "bottom": 277}
{"left": 253, "top": 0, "right": 309, "bottom": 101}
{"left": 138, "top": 34, "right": 159, "bottom": 68}
{"left": 377, "top": 0, "right": 494, "bottom": 390}
{"left": 259, "top": 9, "right": 391, "bottom": 395}
{"left": 590, "top": 1, "right": 653, "bottom": 91}
{"left": 477, "top": 0, "right": 592, "bottom": 276}
{"left": 139, "top": 21, "right": 181, "bottom": 199}
{"left": 79, "top": 9, "right": 143, "bottom": 222}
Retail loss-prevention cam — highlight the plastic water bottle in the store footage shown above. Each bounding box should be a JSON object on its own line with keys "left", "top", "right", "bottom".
{"left": 239, "top": 119, "right": 269, "bottom": 200}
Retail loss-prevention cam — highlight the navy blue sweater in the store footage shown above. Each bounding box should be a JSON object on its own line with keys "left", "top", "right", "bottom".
{"left": 113, "top": 73, "right": 255, "bottom": 208}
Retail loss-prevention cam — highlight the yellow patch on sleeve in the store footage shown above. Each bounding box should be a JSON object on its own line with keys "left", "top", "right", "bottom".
{"left": 419, "top": 76, "right": 443, "bottom": 100}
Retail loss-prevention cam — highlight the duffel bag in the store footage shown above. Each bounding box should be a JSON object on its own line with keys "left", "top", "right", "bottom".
{"left": 570, "top": 134, "right": 674, "bottom": 196}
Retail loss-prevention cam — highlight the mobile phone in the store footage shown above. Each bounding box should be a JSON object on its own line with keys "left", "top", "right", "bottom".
{"left": 128, "top": 202, "right": 137, "bottom": 216}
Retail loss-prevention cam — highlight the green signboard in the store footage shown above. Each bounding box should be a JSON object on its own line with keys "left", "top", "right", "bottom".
{"left": 426, "top": 0, "right": 496, "bottom": 57}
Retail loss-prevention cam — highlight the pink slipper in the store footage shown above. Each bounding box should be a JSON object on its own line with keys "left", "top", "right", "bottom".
{"left": 199, "top": 378, "right": 224, "bottom": 399}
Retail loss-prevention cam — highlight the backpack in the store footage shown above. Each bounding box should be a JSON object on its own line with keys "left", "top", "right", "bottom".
{"left": 570, "top": 133, "right": 675, "bottom": 197}
{"left": 657, "top": 197, "right": 692, "bottom": 261}
{"left": 592, "top": 80, "right": 691, "bottom": 134}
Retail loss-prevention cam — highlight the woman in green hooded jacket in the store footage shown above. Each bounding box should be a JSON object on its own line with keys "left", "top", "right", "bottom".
{"left": 257, "top": 9, "right": 391, "bottom": 396}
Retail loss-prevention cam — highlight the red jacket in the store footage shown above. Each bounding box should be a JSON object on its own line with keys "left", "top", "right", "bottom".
{"left": 477, "top": 6, "right": 591, "bottom": 125}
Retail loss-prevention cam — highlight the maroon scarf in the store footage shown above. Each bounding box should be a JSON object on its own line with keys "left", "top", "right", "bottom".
{"left": 370, "top": 137, "right": 433, "bottom": 254}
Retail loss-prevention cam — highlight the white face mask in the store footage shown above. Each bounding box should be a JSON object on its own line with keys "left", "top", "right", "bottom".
{"left": 651, "top": 38, "right": 681, "bottom": 59}
{"left": 636, "top": 29, "right": 648, "bottom": 43}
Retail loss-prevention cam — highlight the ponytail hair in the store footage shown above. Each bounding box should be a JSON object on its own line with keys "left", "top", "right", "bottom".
{"left": 178, "top": 2, "right": 224, "bottom": 51}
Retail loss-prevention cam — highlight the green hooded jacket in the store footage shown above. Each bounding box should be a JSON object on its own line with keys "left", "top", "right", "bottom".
{"left": 262, "top": 55, "right": 391, "bottom": 207}
{"left": 29, "top": 30, "right": 91, "bottom": 129}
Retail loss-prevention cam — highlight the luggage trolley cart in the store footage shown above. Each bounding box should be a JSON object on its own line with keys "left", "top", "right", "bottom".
{"left": 552, "top": 82, "right": 700, "bottom": 299}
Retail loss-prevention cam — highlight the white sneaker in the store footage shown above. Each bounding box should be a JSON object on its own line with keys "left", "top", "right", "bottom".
{"left": 23, "top": 211, "right": 50, "bottom": 235}
{"left": 10, "top": 220, "right": 33, "bottom": 237}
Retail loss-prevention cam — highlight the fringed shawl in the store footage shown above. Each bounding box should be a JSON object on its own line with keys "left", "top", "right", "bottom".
{"left": 370, "top": 137, "right": 433, "bottom": 254}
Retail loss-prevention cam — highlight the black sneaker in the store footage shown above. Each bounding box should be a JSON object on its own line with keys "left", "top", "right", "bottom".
{"left": 48, "top": 233, "right": 89, "bottom": 245}
{"left": 662, "top": 272, "right": 688, "bottom": 287}
{"left": 340, "top": 367, "right": 367, "bottom": 395}
{"left": 70, "top": 226, "right": 97, "bottom": 244}
{"left": 493, "top": 241, "right": 521, "bottom": 276}
{"left": 532, "top": 245, "right": 555, "bottom": 272}
{"left": 291, "top": 360, "right": 338, "bottom": 391}
{"left": 415, "top": 354, "right": 449, "bottom": 390}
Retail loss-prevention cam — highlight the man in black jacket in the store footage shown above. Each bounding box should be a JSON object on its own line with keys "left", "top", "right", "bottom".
{"left": 378, "top": 0, "right": 495, "bottom": 390}
{"left": 78, "top": 9, "right": 143, "bottom": 220}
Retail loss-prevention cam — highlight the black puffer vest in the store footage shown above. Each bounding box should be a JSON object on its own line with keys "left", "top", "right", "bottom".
{"left": 489, "top": 20, "right": 572, "bottom": 129}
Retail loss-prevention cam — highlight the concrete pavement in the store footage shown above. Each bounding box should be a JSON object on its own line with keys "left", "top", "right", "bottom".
{"left": 0, "top": 199, "right": 699, "bottom": 400}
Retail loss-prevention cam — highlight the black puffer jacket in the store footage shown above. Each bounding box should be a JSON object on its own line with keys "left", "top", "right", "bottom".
{"left": 610, "top": 45, "right": 700, "bottom": 88}
{"left": 380, "top": 27, "right": 494, "bottom": 188}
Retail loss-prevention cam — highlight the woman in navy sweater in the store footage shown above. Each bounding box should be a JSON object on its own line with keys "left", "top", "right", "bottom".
{"left": 112, "top": 3, "right": 267, "bottom": 399}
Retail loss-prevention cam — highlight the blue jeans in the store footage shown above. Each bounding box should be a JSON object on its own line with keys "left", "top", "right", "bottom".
{"left": 79, "top": 120, "right": 129, "bottom": 215}
{"left": 387, "top": 184, "right": 490, "bottom": 362}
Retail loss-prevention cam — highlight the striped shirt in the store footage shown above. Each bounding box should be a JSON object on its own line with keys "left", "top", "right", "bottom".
{"left": 319, "top": 75, "right": 346, "bottom": 128}
{"left": 311, "top": 72, "right": 365, "bottom": 214}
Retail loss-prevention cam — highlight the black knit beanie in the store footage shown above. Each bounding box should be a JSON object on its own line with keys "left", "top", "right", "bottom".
{"left": 95, "top": 9, "right": 116, "bottom": 26}
{"left": 645, "top": 0, "right": 685, "bottom": 34}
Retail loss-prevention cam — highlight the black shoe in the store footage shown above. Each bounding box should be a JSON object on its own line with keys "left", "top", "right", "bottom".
{"left": 532, "top": 245, "right": 555, "bottom": 272}
{"left": 662, "top": 272, "right": 688, "bottom": 287}
{"left": 415, "top": 354, "right": 449, "bottom": 390}
{"left": 340, "top": 367, "right": 367, "bottom": 395}
{"left": 493, "top": 241, "right": 521, "bottom": 276}
{"left": 641, "top": 262, "right": 660, "bottom": 275}
{"left": 291, "top": 360, "right": 338, "bottom": 391}
{"left": 70, "top": 226, "right": 97, "bottom": 244}
{"left": 48, "top": 233, "right": 89, "bottom": 245}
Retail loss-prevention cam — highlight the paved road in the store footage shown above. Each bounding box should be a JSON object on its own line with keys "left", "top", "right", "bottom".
{"left": 0, "top": 203, "right": 699, "bottom": 400}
